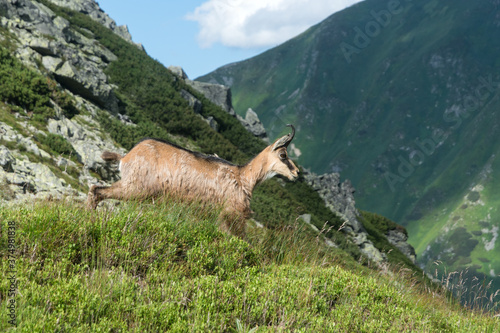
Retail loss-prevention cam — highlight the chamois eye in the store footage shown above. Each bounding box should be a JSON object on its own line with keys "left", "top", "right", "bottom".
{"left": 279, "top": 152, "right": 287, "bottom": 160}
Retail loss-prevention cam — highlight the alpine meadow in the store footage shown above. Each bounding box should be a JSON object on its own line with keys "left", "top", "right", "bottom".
{"left": 0, "top": 0, "right": 499, "bottom": 331}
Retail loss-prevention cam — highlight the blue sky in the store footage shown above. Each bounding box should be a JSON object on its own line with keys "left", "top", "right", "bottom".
{"left": 97, "top": 0, "right": 362, "bottom": 79}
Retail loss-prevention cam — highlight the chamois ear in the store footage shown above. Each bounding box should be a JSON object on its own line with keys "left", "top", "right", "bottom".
{"left": 272, "top": 124, "right": 295, "bottom": 151}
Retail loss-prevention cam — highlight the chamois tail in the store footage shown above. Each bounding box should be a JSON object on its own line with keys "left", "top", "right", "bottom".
{"left": 101, "top": 151, "right": 123, "bottom": 162}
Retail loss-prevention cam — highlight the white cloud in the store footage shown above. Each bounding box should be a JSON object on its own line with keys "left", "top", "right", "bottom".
{"left": 186, "top": 0, "right": 363, "bottom": 49}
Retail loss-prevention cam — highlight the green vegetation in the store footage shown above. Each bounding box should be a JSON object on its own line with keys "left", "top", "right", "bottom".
{"left": 1, "top": 200, "right": 498, "bottom": 331}
{"left": 0, "top": 47, "right": 79, "bottom": 124}
{"left": 251, "top": 175, "right": 363, "bottom": 259}
{"left": 407, "top": 176, "right": 500, "bottom": 311}
{"left": 2, "top": 0, "right": 498, "bottom": 327}
{"left": 35, "top": 133, "right": 77, "bottom": 158}
{"left": 0, "top": 47, "right": 52, "bottom": 120}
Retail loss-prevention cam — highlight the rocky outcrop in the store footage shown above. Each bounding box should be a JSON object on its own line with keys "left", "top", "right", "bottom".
{"left": 188, "top": 80, "right": 235, "bottom": 115}
{"left": 178, "top": 88, "right": 219, "bottom": 131}
{"left": 305, "top": 172, "right": 364, "bottom": 235}
{"left": 386, "top": 229, "right": 417, "bottom": 263}
{"left": 47, "top": 114, "right": 125, "bottom": 182}
{"left": 169, "top": 66, "right": 189, "bottom": 81}
{"left": 0, "top": 123, "right": 79, "bottom": 200}
{"left": 1, "top": 0, "right": 121, "bottom": 112}
{"left": 169, "top": 66, "right": 268, "bottom": 140}
{"left": 238, "top": 108, "right": 268, "bottom": 141}
{"left": 305, "top": 171, "right": 417, "bottom": 264}
{"left": 0, "top": 109, "right": 123, "bottom": 202}
{"left": 305, "top": 172, "right": 386, "bottom": 264}
{"left": 47, "top": 0, "right": 144, "bottom": 50}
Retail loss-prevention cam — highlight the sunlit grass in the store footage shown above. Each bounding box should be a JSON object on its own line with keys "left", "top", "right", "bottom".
{"left": 1, "top": 200, "right": 499, "bottom": 331}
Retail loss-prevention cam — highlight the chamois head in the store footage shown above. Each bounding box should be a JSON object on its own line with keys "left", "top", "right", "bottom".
{"left": 265, "top": 124, "right": 299, "bottom": 181}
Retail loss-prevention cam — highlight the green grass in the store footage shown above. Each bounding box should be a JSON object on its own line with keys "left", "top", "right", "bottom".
{"left": 1, "top": 200, "right": 499, "bottom": 331}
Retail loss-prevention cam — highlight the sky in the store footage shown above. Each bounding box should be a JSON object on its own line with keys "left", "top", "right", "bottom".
{"left": 97, "top": 0, "right": 363, "bottom": 79}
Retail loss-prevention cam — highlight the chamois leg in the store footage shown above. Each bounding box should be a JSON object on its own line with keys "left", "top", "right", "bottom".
{"left": 87, "top": 181, "right": 126, "bottom": 209}
{"left": 218, "top": 208, "right": 246, "bottom": 237}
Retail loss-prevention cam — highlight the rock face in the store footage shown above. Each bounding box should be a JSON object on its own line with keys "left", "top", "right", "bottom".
{"left": 305, "top": 171, "right": 417, "bottom": 264}
{"left": 0, "top": 0, "right": 129, "bottom": 202}
{"left": 305, "top": 172, "right": 386, "bottom": 263}
{"left": 188, "top": 80, "right": 235, "bottom": 115}
{"left": 169, "top": 66, "right": 268, "bottom": 141}
{"left": 1, "top": 0, "right": 122, "bottom": 112}
{"left": 239, "top": 108, "right": 268, "bottom": 140}
{"left": 0, "top": 122, "right": 77, "bottom": 200}
{"left": 305, "top": 172, "right": 365, "bottom": 235}
{"left": 47, "top": 114, "right": 125, "bottom": 181}
{"left": 47, "top": 0, "right": 144, "bottom": 50}
{"left": 386, "top": 229, "right": 417, "bottom": 263}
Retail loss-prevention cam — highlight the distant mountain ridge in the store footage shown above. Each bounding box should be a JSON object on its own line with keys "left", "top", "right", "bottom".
{"left": 199, "top": 0, "right": 500, "bottom": 292}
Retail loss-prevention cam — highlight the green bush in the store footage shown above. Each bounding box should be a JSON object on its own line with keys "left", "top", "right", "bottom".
{"left": 0, "top": 46, "right": 79, "bottom": 122}
{"left": 36, "top": 133, "right": 77, "bottom": 157}
{"left": 0, "top": 47, "right": 51, "bottom": 114}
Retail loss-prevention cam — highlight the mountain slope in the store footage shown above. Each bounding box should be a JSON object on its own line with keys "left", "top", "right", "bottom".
{"left": 1, "top": 0, "right": 498, "bottom": 321}
{"left": 198, "top": 0, "right": 500, "bottom": 292}
{"left": 0, "top": 0, "right": 428, "bottom": 279}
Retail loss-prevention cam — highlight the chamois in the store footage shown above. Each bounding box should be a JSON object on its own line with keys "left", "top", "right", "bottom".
{"left": 87, "top": 125, "right": 299, "bottom": 234}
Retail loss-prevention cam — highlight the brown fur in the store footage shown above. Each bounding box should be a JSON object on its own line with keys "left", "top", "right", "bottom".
{"left": 101, "top": 151, "right": 123, "bottom": 161}
{"left": 87, "top": 127, "right": 299, "bottom": 234}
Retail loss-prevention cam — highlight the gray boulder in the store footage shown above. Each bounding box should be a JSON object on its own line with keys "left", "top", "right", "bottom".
{"left": 47, "top": 116, "right": 125, "bottom": 182}
{"left": 169, "top": 66, "right": 189, "bottom": 80}
{"left": 187, "top": 80, "right": 236, "bottom": 116}
{"left": 386, "top": 229, "right": 417, "bottom": 263}
{"left": 239, "top": 108, "right": 268, "bottom": 140}
{"left": 0, "top": 146, "right": 15, "bottom": 172}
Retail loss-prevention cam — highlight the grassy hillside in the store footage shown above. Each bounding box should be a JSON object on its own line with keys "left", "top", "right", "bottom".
{"left": 1, "top": 200, "right": 499, "bottom": 331}
{"left": 1, "top": 1, "right": 498, "bottom": 327}
{"left": 198, "top": 0, "right": 500, "bottom": 298}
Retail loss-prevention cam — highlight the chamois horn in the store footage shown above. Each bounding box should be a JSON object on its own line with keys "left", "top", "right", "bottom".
{"left": 273, "top": 124, "right": 295, "bottom": 150}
